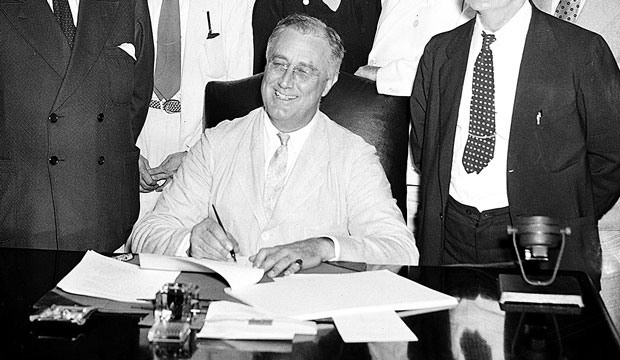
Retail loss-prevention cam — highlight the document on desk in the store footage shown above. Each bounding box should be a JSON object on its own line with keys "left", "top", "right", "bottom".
{"left": 332, "top": 310, "right": 418, "bottom": 343}
{"left": 57, "top": 250, "right": 179, "bottom": 303}
{"left": 139, "top": 253, "right": 265, "bottom": 290}
{"left": 197, "top": 301, "right": 317, "bottom": 340}
{"left": 226, "top": 269, "right": 458, "bottom": 320}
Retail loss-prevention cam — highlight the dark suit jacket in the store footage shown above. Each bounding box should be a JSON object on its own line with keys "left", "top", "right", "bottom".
{"left": 410, "top": 3, "right": 620, "bottom": 285}
{"left": 0, "top": 0, "right": 154, "bottom": 251}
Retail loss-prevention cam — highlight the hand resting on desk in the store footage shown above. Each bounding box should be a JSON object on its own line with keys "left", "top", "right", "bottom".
{"left": 190, "top": 218, "right": 334, "bottom": 278}
{"left": 250, "top": 237, "right": 335, "bottom": 278}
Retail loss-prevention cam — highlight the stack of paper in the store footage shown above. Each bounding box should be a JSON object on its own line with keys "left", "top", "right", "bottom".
{"left": 226, "top": 270, "right": 458, "bottom": 320}
{"left": 225, "top": 270, "right": 458, "bottom": 343}
{"left": 198, "top": 301, "right": 317, "bottom": 340}
{"left": 139, "top": 253, "right": 264, "bottom": 290}
{"left": 57, "top": 250, "right": 179, "bottom": 303}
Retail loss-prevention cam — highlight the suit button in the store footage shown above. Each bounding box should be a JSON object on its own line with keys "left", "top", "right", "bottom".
{"left": 49, "top": 156, "right": 59, "bottom": 165}
{"left": 98, "top": 156, "right": 105, "bottom": 165}
{"left": 97, "top": 113, "right": 104, "bottom": 122}
{"left": 49, "top": 113, "right": 59, "bottom": 123}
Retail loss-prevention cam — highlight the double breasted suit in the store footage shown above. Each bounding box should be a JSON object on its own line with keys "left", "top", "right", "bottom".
{"left": 0, "top": 0, "right": 154, "bottom": 251}
{"left": 410, "top": 4, "right": 620, "bottom": 284}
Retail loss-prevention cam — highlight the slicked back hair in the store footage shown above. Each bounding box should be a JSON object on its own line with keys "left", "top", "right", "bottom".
{"left": 265, "top": 14, "right": 345, "bottom": 79}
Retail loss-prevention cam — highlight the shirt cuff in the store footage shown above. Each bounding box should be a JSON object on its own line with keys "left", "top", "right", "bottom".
{"left": 175, "top": 233, "right": 191, "bottom": 257}
{"left": 325, "top": 236, "right": 341, "bottom": 261}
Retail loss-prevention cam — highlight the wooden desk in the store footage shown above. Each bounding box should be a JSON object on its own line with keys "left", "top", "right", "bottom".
{"left": 2, "top": 248, "right": 619, "bottom": 359}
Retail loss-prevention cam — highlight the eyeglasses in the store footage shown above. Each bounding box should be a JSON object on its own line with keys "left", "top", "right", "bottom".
{"left": 266, "top": 59, "right": 320, "bottom": 83}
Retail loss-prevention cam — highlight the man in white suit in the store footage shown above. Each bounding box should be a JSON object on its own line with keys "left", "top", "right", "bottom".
{"left": 137, "top": 0, "right": 254, "bottom": 218}
{"left": 128, "top": 14, "right": 419, "bottom": 277}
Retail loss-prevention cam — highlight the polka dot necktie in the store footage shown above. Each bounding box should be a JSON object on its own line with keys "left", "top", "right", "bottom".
{"left": 264, "top": 133, "right": 290, "bottom": 218}
{"left": 463, "top": 32, "right": 496, "bottom": 174}
{"left": 554, "top": 0, "right": 582, "bottom": 23}
{"left": 53, "top": 0, "right": 76, "bottom": 48}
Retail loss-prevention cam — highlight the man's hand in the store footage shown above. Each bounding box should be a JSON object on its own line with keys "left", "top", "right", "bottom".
{"left": 354, "top": 65, "right": 380, "bottom": 81}
{"left": 249, "top": 237, "right": 335, "bottom": 278}
{"left": 189, "top": 218, "right": 239, "bottom": 260}
{"left": 139, "top": 155, "right": 159, "bottom": 193}
{"left": 149, "top": 151, "right": 187, "bottom": 191}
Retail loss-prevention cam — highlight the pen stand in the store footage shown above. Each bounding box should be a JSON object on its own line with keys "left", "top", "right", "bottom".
{"left": 148, "top": 283, "right": 199, "bottom": 358}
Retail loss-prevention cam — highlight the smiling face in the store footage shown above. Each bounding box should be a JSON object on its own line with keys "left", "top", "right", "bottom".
{"left": 261, "top": 28, "right": 338, "bottom": 132}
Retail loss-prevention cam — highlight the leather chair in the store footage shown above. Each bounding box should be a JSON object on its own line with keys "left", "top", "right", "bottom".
{"left": 204, "top": 72, "right": 409, "bottom": 218}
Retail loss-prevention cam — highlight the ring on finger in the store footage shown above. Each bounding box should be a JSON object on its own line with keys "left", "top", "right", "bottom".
{"left": 294, "top": 258, "right": 303, "bottom": 269}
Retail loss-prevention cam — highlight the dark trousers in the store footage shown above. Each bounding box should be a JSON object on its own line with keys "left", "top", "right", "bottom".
{"left": 442, "top": 196, "right": 516, "bottom": 266}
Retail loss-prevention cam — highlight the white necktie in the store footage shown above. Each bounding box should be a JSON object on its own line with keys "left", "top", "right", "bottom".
{"left": 264, "top": 133, "right": 290, "bottom": 217}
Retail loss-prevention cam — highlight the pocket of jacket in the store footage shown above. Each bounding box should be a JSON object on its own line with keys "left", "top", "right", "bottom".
{"left": 105, "top": 46, "right": 135, "bottom": 105}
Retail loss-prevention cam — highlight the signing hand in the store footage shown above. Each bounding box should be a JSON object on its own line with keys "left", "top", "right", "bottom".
{"left": 148, "top": 151, "right": 187, "bottom": 191}
{"left": 189, "top": 218, "right": 239, "bottom": 261}
{"left": 354, "top": 65, "right": 380, "bottom": 81}
{"left": 249, "top": 237, "right": 335, "bottom": 278}
{"left": 139, "top": 155, "right": 159, "bottom": 193}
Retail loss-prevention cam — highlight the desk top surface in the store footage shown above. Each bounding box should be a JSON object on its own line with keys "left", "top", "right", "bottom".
{"left": 2, "top": 247, "right": 619, "bottom": 360}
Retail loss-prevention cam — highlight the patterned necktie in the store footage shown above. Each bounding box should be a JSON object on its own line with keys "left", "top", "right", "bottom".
{"left": 554, "top": 0, "right": 583, "bottom": 23}
{"left": 463, "top": 32, "right": 496, "bottom": 174}
{"left": 264, "top": 133, "right": 290, "bottom": 218}
{"left": 154, "top": 0, "right": 182, "bottom": 101}
{"left": 53, "top": 0, "right": 76, "bottom": 48}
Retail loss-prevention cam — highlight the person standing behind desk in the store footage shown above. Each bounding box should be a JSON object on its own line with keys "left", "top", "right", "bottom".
{"left": 355, "top": 0, "right": 472, "bottom": 97}
{"left": 410, "top": 0, "right": 620, "bottom": 288}
{"left": 354, "top": 0, "right": 474, "bottom": 234}
{"left": 0, "top": 0, "right": 153, "bottom": 251}
{"left": 533, "top": 0, "right": 620, "bottom": 330}
{"left": 251, "top": 0, "right": 382, "bottom": 75}
{"left": 128, "top": 14, "right": 419, "bottom": 278}
{"left": 138, "top": 0, "right": 254, "bottom": 219}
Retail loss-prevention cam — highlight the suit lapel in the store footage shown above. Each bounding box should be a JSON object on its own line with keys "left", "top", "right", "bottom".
{"left": 53, "top": 0, "right": 119, "bottom": 109}
{"left": 0, "top": 0, "right": 72, "bottom": 77}
{"left": 266, "top": 114, "right": 328, "bottom": 228}
{"left": 509, "top": 7, "right": 560, "bottom": 163}
{"left": 232, "top": 110, "right": 269, "bottom": 227}
{"left": 439, "top": 20, "right": 474, "bottom": 197}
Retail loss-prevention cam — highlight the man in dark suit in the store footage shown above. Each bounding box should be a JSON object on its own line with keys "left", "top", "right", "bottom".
{"left": 410, "top": 0, "right": 620, "bottom": 287}
{"left": 0, "top": 0, "right": 154, "bottom": 251}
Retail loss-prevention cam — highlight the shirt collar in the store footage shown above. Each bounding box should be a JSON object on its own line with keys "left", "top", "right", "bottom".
{"left": 262, "top": 110, "right": 317, "bottom": 148}
{"left": 474, "top": 0, "right": 532, "bottom": 38}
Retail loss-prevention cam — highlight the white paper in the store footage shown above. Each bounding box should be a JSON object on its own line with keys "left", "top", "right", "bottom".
{"left": 198, "top": 301, "right": 317, "bottom": 340}
{"left": 333, "top": 310, "right": 418, "bottom": 343}
{"left": 57, "top": 250, "right": 179, "bottom": 303}
{"left": 139, "top": 253, "right": 264, "bottom": 290}
{"left": 226, "top": 269, "right": 458, "bottom": 320}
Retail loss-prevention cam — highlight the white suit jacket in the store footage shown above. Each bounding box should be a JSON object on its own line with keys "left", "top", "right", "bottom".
{"left": 144, "top": 0, "right": 254, "bottom": 152}
{"left": 129, "top": 108, "right": 419, "bottom": 265}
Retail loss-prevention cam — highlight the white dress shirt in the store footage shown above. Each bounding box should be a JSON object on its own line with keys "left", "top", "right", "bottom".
{"left": 262, "top": 111, "right": 341, "bottom": 260}
{"left": 262, "top": 111, "right": 314, "bottom": 182}
{"left": 449, "top": 1, "right": 531, "bottom": 211}
{"left": 368, "top": 0, "right": 469, "bottom": 96}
